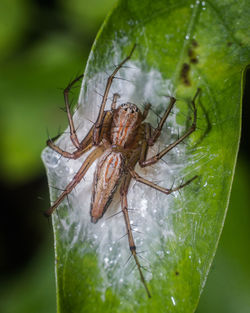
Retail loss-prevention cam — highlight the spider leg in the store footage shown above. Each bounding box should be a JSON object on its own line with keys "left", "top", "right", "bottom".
{"left": 48, "top": 74, "right": 96, "bottom": 157}
{"left": 142, "top": 103, "right": 151, "bottom": 120}
{"left": 93, "top": 44, "right": 136, "bottom": 145}
{"left": 140, "top": 89, "right": 200, "bottom": 167}
{"left": 47, "top": 140, "right": 93, "bottom": 159}
{"left": 44, "top": 145, "right": 104, "bottom": 217}
{"left": 111, "top": 93, "right": 120, "bottom": 110}
{"left": 148, "top": 96, "right": 176, "bottom": 145}
{"left": 139, "top": 123, "right": 151, "bottom": 164}
{"left": 129, "top": 169, "right": 198, "bottom": 195}
{"left": 120, "top": 176, "right": 151, "bottom": 298}
{"left": 63, "top": 74, "right": 84, "bottom": 149}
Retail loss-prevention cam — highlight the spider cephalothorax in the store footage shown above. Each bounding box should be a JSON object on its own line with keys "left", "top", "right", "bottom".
{"left": 111, "top": 103, "right": 143, "bottom": 147}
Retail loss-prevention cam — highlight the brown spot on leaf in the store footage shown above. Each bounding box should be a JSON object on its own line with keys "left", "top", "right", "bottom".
{"left": 190, "top": 57, "right": 198, "bottom": 64}
{"left": 188, "top": 47, "right": 199, "bottom": 64}
{"left": 191, "top": 39, "right": 198, "bottom": 47}
{"left": 188, "top": 48, "right": 193, "bottom": 58}
{"left": 180, "top": 63, "right": 191, "bottom": 86}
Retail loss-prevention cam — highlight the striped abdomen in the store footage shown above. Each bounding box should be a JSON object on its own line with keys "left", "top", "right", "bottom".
{"left": 90, "top": 151, "right": 124, "bottom": 223}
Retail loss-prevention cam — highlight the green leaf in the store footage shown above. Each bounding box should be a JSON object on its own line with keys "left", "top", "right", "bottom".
{"left": 42, "top": 0, "right": 249, "bottom": 312}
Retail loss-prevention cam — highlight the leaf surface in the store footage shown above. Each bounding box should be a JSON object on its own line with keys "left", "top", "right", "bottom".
{"left": 42, "top": 0, "right": 249, "bottom": 312}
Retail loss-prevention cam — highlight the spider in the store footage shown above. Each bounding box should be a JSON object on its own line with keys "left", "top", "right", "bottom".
{"left": 45, "top": 45, "right": 200, "bottom": 298}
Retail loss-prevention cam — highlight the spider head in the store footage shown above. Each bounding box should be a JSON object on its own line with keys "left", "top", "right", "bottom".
{"left": 117, "top": 102, "right": 142, "bottom": 119}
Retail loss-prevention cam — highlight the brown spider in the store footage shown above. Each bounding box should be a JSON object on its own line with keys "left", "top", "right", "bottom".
{"left": 45, "top": 45, "right": 199, "bottom": 298}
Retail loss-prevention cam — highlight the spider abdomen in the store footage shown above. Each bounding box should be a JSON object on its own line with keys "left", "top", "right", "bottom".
{"left": 90, "top": 150, "right": 124, "bottom": 223}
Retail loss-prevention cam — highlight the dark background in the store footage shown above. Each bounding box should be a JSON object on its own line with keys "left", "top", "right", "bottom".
{"left": 0, "top": 1, "right": 249, "bottom": 312}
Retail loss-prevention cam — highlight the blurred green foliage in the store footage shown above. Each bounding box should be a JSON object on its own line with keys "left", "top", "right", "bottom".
{"left": 0, "top": 0, "right": 116, "bottom": 183}
{"left": 0, "top": 245, "right": 56, "bottom": 313}
{"left": 0, "top": 0, "right": 249, "bottom": 312}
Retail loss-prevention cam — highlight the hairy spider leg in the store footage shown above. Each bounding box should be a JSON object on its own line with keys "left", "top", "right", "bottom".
{"left": 93, "top": 44, "right": 136, "bottom": 145}
{"left": 120, "top": 175, "right": 152, "bottom": 298}
{"left": 64, "top": 74, "right": 84, "bottom": 149}
{"left": 138, "top": 106, "right": 152, "bottom": 164}
{"left": 111, "top": 93, "right": 120, "bottom": 110}
{"left": 148, "top": 96, "right": 176, "bottom": 145}
{"left": 129, "top": 168, "right": 198, "bottom": 195}
{"left": 142, "top": 103, "right": 151, "bottom": 120}
{"left": 139, "top": 123, "right": 151, "bottom": 164}
{"left": 44, "top": 145, "right": 104, "bottom": 217}
{"left": 140, "top": 89, "right": 200, "bottom": 167}
{"left": 47, "top": 74, "right": 96, "bottom": 157}
{"left": 47, "top": 140, "right": 93, "bottom": 159}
